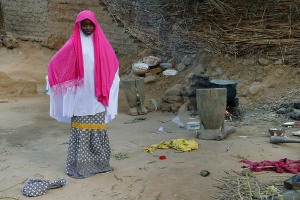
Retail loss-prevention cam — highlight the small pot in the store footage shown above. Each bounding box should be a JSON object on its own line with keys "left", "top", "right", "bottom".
{"left": 268, "top": 128, "right": 285, "bottom": 137}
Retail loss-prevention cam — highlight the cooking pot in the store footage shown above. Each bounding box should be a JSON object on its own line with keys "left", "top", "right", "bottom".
{"left": 210, "top": 79, "right": 237, "bottom": 102}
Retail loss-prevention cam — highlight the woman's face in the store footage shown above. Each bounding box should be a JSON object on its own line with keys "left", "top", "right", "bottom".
{"left": 81, "top": 19, "right": 95, "bottom": 36}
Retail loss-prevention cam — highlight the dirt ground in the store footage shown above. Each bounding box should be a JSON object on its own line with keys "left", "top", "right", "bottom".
{"left": 0, "top": 41, "right": 300, "bottom": 200}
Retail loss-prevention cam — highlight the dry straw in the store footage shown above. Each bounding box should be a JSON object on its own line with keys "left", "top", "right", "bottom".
{"left": 104, "top": 0, "right": 300, "bottom": 67}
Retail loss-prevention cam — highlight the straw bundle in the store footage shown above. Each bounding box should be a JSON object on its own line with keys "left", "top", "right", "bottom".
{"left": 103, "top": 0, "right": 300, "bottom": 67}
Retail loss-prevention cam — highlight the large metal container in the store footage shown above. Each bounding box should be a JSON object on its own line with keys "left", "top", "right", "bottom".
{"left": 210, "top": 79, "right": 237, "bottom": 102}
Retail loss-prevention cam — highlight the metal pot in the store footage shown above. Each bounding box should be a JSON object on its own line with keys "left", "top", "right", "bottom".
{"left": 209, "top": 79, "right": 237, "bottom": 103}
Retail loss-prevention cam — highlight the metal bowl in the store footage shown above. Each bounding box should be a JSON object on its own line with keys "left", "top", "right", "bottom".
{"left": 160, "top": 62, "right": 172, "bottom": 70}
{"left": 268, "top": 128, "right": 285, "bottom": 136}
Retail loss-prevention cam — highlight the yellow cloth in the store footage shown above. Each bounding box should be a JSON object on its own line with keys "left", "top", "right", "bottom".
{"left": 144, "top": 138, "right": 199, "bottom": 153}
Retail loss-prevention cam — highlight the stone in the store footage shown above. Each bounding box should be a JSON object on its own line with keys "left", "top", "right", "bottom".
{"left": 144, "top": 99, "right": 159, "bottom": 111}
{"left": 274, "top": 59, "right": 283, "bottom": 65}
{"left": 282, "top": 191, "right": 300, "bottom": 199}
{"left": 181, "top": 73, "right": 211, "bottom": 97}
{"left": 144, "top": 75, "right": 157, "bottom": 84}
{"left": 224, "top": 54, "right": 230, "bottom": 59}
{"left": 167, "top": 57, "right": 176, "bottom": 63}
{"left": 242, "top": 59, "right": 255, "bottom": 66}
{"left": 290, "top": 109, "right": 300, "bottom": 120}
{"left": 247, "top": 82, "right": 269, "bottom": 96}
{"left": 276, "top": 107, "right": 290, "bottom": 114}
{"left": 214, "top": 67, "right": 223, "bottom": 76}
{"left": 164, "top": 84, "right": 182, "bottom": 96}
{"left": 3, "top": 35, "right": 18, "bottom": 49}
{"left": 279, "top": 102, "right": 289, "bottom": 109}
{"left": 200, "top": 170, "right": 210, "bottom": 177}
{"left": 161, "top": 102, "right": 182, "bottom": 112}
{"left": 176, "top": 63, "right": 186, "bottom": 72}
{"left": 137, "top": 49, "right": 155, "bottom": 57}
{"left": 161, "top": 103, "right": 172, "bottom": 112}
{"left": 171, "top": 103, "right": 182, "bottom": 112}
{"left": 162, "top": 95, "right": 183, "bottom": 103}
{"left": 284, "top": 174, "right": 300, "bottom": 190}
{"left": 182, "top": 55, "right": 194, "bottom": 65}
{"left": 293, "top": 102, "right": 300, "bottom": 109}
{"left": 192, "top": 63, "right": 205, "bottom": 75}
{"left": 258, "top": 57, "right": 270, "bottom": 65}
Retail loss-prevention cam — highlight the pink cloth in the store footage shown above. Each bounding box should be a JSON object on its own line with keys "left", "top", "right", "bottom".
{"left": 241, "top": 158, "right": 300, "bottom": 174}
{"left": 48, "top": 10, "right": 119, "bottom": 106}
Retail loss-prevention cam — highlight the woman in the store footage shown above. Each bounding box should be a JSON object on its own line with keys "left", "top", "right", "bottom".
{"left": 47, "top": 10, "right": 119, "bottom": 179}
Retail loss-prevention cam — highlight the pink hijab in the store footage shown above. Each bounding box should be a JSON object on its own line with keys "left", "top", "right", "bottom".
{"left": 48, "top": 10, "right": 119, "bottom": 106}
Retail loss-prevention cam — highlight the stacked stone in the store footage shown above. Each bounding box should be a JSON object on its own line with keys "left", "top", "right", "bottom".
{"left": 161, "top": 73, "right": 211, "bottom": 112}
{"left": 181, "top": 73, "right": 211, "bottom": 111}
{"left": 161, "top": 84, "right": 184, "bottom": 112}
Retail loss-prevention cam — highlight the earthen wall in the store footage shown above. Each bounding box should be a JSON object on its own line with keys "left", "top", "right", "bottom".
{"left": 0, "top": 0, "right": 138, "bottom": 54}
{"left": 0, "top": 1, "right": 3, "bottom": 33}
{"left": 1, "top": 0, "right": 49, "bottom": 41}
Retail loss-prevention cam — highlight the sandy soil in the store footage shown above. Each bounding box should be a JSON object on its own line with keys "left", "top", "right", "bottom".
{"left": 0, "top": 41, "right": 300, "bottom": 200}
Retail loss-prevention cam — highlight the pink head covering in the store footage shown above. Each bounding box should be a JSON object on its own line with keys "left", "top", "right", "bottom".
{"left": 48, "top": 10, "right": 119, "bottom": 106}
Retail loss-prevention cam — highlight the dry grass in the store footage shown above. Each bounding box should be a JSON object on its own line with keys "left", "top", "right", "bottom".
{"left": 211, "top": 170, "right": 286, "bottom": 200}
{"left": 103, "top": 0, "right": 300, "bottom": 67}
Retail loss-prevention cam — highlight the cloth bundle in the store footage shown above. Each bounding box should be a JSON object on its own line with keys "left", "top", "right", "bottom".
{"left": 144, "top": 138, "right": 199, "bottom": 153}
{"left": 22, "top": 178, "right": 67, "bottom": 197}
{"left": 241, "top": 158, "right": 300, "bottom": 174}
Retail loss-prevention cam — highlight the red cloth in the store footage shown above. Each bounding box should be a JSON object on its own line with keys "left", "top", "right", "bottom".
{"left": 241, "top": 158, "right": 300, "bottom": 174}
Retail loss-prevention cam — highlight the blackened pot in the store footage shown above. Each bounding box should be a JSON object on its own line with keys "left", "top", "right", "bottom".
{"left": 210, "top": 79, "right": 237, "bottom": 103}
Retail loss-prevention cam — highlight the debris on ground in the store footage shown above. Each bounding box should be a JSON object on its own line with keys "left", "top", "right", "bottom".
{"left": 200, "top": 170, "right": 210, "bottom": 177}
{"left": 213, "top": 170, "right": 286, "bottom": 200}
{"left": 144, "top": 138, "right": 198, "bottom": 153}
{"left": 123, "top": 117, "right": 146, "bottom": 124}
{"left": 284, "top": 174, "right": 300, "bottom": 190}
{"left": 114, "top": 153, "right": 129, "bottom": 160}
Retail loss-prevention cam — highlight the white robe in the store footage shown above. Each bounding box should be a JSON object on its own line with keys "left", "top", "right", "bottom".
{"left": 48, "top": 31, "right": 120, "bottom": 123}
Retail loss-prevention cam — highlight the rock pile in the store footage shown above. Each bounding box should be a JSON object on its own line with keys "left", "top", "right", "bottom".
{"left": 161, "top": 73, "right": 211, "bottom": 112}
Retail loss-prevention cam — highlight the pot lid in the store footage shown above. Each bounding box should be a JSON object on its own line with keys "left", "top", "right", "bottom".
{"left": 210, "top": 79, "right": 237, "bottom": 86}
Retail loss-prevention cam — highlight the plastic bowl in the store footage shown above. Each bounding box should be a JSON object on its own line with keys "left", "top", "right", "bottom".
{"left": 162, "top": 69, "right": 178, "bottom": 76}
{"left": 186, "top": 122, "right": 200, "bottom": 130}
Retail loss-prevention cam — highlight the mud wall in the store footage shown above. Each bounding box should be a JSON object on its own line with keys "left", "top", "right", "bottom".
{"left": 0, "top": 1, "right": 3, "bottom": 33}
{"left": 0, "top": 0, "right": 138, "bottom": 54}
{"left": 1, "top": 0, "right": 49, "bottom": 41}
{"left": 1, "top": 0, "right": 299, "bottom": 65}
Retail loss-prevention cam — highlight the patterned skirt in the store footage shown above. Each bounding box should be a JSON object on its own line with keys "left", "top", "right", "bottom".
{"left": 66, "top": 112, "right": 112, "bottom": 179}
